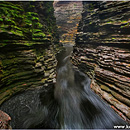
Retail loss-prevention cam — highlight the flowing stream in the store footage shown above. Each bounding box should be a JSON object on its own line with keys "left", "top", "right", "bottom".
{"left": 0, "top": 44, "right": 126, "bottom": 129}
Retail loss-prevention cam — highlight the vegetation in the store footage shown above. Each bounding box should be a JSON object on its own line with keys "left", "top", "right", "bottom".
{"left": 0, "top": 1, "right": 59, "bottom": 45}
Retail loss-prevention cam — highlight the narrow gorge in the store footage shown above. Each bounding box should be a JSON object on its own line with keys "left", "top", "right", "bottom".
{"left": 0, "top": 1, "right": 130, "bottom": 129}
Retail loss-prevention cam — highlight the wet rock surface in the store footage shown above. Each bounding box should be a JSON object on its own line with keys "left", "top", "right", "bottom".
{"left": 1, "top": 44, "right": 59, "bottom": 104}
{"left": 0, "top": 110, "right": 11, "bottom": 129}
{"left": 0, "top": 1, "right": 62, "bottom": 105}
{"left": 0, "top": 45, "right": 126, "bottom": 129}
{"left": 72, "top": 1, "right": 130, "bottom": 123}
{"left": 0, "top": 1, "right": 63, "bottom": 128}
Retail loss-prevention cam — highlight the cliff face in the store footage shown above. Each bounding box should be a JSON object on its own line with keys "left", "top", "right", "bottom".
{"left": 53, "top": 1, "right": 83, "bottom": 44}
{"left": 0, "top": 1, "right": 60, "bottom": 105}
{"left": 0, "top": 1, "right": 59, "bottom": 42}
{"left": 72, "top": 1, "right": 130, "bottom": 123}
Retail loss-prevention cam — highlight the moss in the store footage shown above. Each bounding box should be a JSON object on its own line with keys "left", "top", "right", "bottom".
{"left": 32, "top": 37, "right": 48, "bottom": 41}
{"left": 0, "top": 2, "right": 49, "bottom": 41}
{"left": 112, "top": 38, "right": 115, "bottom": 40}
{"left": 100, "top": 84, "right": 110, "bottom": 92}
{"left": 1, "top": 71, "right": 35, "bottom": 85}
{"left": 0, "top": 1, "right": 59, "bottom": 104}
{"left": 0, "top": 18, "right": 3, "bottom": 22}
{"left": 33, "top": 29, "right": 41, "bottom": 33}
{"left": 41, "top": 78, "right": 48, "bottom": 83}
{"left": 37, "top": 22, "right": 43, "bottom": 28}
{"left": 107, "top": 21, "right": 112, "bottom": 24}
{"left": 1, "top": 68, "right": 17, "bottom": 77}
{"left": 33, "top": 32, "right": 46, "bottom": 38}
{"left": 0, "top": 2, "right": 24, "bottom": 39}
{"left": 121, "top": 23, "right": 129, "bottom": 28}
{"left": 121, "top": 20, "right": 128, "bottom": 23}
{"left": 11, "top": 30, "right": 23, "bottom": 36}
{"left": 0, "top": 2, "right": 23, "bottom": 11}
{"left": 26, "top": 12, "right": 38, "bottom": 16}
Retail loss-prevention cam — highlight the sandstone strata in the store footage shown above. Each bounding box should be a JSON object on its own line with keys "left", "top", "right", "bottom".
{"left": 0, "top": 1, "right": 61, "bottom": 105}
{"left": 72, "top": 1, "right": 130, "bottom": 123}
{"left": 54, "top": 1, "right": 83, "bottom": 44}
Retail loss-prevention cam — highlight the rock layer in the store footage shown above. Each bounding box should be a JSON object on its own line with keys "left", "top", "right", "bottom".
{"left": 0, "top": 1, "right": 61, "bottom": 105}
{"left": 72, "top": 1, "right": 130, "bottom": 123}
{"left": 53, "top": 1, "right": 83, "bottom": 44}
{"left": 0, "top": 110, "right": 11, "bottom": 129}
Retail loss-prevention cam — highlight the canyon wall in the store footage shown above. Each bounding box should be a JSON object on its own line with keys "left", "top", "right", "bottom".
{"left": 53, "top": 1, "right": 83, "bottom": 44}
{"left": 72, "top": 1, "right": 130, "bottom": 123}
{"left": 0, "top": 1, "right": 61, "bottom": 105}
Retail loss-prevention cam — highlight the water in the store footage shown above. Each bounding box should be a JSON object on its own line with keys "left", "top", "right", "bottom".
{"left": 0, "top": 44, "right": 126, "bottom": 129}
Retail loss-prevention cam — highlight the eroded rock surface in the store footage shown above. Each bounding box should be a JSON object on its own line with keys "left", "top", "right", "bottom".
{"left": 0, "top": 110, "right": 11, "bottom": 129}
{"left": 54, "top": 1, "right": 83, "bottom": 44}
{"left": 72, "top": 1, "right": 130, "bottom": 123}
{"left": 0, "top": 1, "right": 61, "bottom": 105}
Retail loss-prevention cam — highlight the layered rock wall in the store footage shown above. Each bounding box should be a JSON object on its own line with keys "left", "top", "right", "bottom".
{"left": 53, "top": 1, "right": 83, "bottom": 44}
{"left": 72, "top": 1, "right": 130, "bottom": 123}
{"left": 0, "top": 1, "right": 60, "bottom": 105}
{"left": 0, "top": 1, "right": 59, "bottom": 42}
